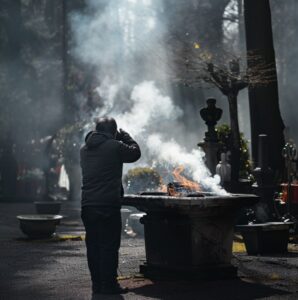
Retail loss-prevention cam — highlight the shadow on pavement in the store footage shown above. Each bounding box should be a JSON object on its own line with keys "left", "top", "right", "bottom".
{"left": 0, "top": 240, "right": 84, "bottom": 299}
{"left": 129, "top": 278, "right": 291, "bottom": 300}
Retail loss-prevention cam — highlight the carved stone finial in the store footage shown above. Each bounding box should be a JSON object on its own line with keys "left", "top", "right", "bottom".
{"left": 200, "top": 98, "right": 222, "bottom": 142}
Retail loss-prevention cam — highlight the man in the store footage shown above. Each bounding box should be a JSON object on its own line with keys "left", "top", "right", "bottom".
{"left": 80, "top": 117, "right": 141, "bottom": 295}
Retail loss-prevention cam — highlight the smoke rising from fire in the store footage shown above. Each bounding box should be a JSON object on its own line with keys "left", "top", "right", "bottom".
{"left": 110, "top": 81, "right": 183, "bottom": 136}
{"left": 147, "top": 135, "right": 227, "bottom": 195}
{"left": 71, "top": 0, "right": 227, "bottom": 195}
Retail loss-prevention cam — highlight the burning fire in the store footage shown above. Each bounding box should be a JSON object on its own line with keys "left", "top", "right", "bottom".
{"left": 159, "top": 165, "right": 201, "bottom": 196}
{"left": 172, "top": 165, "right": 201, "bottom": 192}
{"left": 160, "top": 184, "right": 168, "bottom": 193}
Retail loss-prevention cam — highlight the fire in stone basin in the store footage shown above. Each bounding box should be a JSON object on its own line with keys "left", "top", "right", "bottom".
{"left": 160, "top": 165, "right": 201, "bottom": 196}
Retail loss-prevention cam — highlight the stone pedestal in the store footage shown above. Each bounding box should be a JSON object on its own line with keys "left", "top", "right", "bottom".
{"left": 198, "top": 141, "right": 219, "bottom": 175}
{"left": 198, "top": 98, "right": 223, "bottom": 175}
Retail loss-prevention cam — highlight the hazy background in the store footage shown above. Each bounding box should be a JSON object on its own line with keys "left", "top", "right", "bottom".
{"left": 0, "top": 0, "right": 297, "bottom": 194}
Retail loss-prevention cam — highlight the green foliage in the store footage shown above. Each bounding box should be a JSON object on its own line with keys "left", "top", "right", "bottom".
{"left": 124, "top": 167, "right": 162, "bottom": 193}
{"left": 216, "top": 124, "right": 252, "bottom": 179}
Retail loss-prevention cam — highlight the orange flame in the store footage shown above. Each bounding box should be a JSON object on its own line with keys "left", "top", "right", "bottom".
{"left": 157, "top": 166, "right": 201, "bottom": 195}
{"left": 172, "top": 165, "right": 201, "bottom": 192}
{"left": 159, "top": 184, "right": 168, "bottom": 193}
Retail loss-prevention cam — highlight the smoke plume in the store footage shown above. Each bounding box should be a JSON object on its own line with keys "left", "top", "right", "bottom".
{"left": 71, "top": 0, "right": 227, "bottom": 195}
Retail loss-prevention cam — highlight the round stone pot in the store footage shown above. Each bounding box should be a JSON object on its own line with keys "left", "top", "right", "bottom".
{"left": 17, "top": 215, "right": 63, "bottom": 239}
{"left": 237, "top": 222, "right": 293, "bottom": 255}
{"left": 34, "top": 201, "right": 62, "bottom": 215}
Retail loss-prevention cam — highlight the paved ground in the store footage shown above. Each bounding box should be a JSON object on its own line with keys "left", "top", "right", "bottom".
{"left": 1, "top": 202, "right": 298, "bottom": 300}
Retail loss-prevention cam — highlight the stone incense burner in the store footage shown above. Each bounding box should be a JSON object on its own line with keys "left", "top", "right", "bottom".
{"left": 122, "top": 192, "right": 258, "bottom": 280}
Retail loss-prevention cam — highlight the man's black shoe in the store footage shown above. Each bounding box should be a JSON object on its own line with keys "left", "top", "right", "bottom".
{"left": 101, "top": 285, "right": 129, "bottom": 295}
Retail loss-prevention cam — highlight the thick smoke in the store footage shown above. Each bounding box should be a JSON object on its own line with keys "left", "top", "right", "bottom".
{"left": 147, "top": 135, "right": 226, "bottom": 195}
{"left": 71, "top": 0, "right": 227, "bottom": 195}
{"left": 116, "top": 81, "right": 182, "bottom": 136}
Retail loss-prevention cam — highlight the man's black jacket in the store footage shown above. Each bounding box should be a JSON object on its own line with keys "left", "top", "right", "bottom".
{"left": 80, "top": 130, "right": 141, "bottom": 208}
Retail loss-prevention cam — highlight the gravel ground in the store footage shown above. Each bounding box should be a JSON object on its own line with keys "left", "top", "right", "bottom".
{"left": 1, "top": 203, "right": 298, "bottom": 300}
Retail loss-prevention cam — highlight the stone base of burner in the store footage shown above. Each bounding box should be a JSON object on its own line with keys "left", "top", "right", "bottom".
{"left": 122, "top": 193, "right": 258, "bottom": 282}
{"left": 142, "top": 213, "right": 236, "bottom": 269}
{"left": 139, "top": 263, "right": 238, "bottom": 280}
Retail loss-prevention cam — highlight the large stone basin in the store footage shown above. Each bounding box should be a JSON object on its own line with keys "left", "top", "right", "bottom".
{"left": 122, "top": 193, "right": 258, "bottom": 280}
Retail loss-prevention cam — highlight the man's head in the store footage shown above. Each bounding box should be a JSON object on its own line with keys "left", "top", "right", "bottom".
{"left": 95, "top": 117, "right": 117, "bottom": 137}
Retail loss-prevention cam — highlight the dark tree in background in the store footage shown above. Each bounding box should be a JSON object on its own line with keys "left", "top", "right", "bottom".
{"left": 0, "top": 0, "right": 64, "bottom": 155}
{"left": 0, "top": 1, "right": 70, "bottom": 198}
{"left": 244, "top": 0, "right": 285, "bottom": 177}
{"left": 270, "top": 0, "right": 298, "bottom": 144}
{"left": 163, "top": 0, "right": 231, "bottom": 138}
{"left": 164, "top": 0, "right": 231, "bottom": 52}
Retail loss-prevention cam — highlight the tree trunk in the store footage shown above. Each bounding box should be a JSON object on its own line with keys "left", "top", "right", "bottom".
{"left": 244, "top": 0, "right": 285, "bottom": 177}
{"left": 228, "top": 93, "right": 241, "bottom": 182}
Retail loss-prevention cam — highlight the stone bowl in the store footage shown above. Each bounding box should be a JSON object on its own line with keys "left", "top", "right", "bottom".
{"left": 34, "top": 201, "right": 62, "bottom": 215}
{"left": 17, "top": 214, "right": 63, "bottom": 239}
{"left": 237, "top": 222, "right": 293, "bottom": 255}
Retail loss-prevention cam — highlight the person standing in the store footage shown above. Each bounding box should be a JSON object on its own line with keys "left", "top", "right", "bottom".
{"left": 80, "top": 117, "right": 141, "bottom": 295}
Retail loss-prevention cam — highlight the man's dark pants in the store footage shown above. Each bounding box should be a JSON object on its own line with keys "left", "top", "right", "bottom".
{"left": 81, "top": 206, "right": 121, "bottom": 290}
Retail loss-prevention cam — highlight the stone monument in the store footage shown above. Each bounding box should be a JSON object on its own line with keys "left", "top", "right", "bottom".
{"left": 198, "top": 98, "right": 222, "bottom": 175}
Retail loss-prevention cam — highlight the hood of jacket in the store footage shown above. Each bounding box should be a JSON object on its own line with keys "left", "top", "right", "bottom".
{"left": 85, "top": 131, "right": 114, "bottom": 149}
